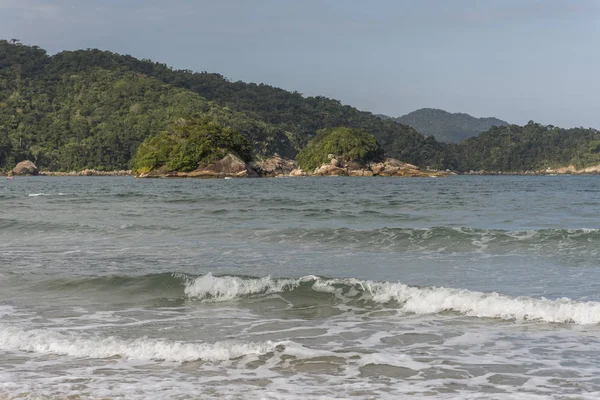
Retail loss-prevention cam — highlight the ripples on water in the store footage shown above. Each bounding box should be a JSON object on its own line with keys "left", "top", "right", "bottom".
{"left": 1, "top": 176, "right": 600, "bottom": 399}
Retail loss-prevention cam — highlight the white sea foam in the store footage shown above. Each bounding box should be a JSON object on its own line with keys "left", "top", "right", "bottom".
{"left": 184, "top": 272, "right": 300, "bottom": 301}
{"left": 0, "top": 324, "right": 276, "bottom": 362}
{"left": 0, "top": 305, "right": 14, "bottom": 318}
{"left": 27, "top": 193, "right": 66, "bottom": 197}
{"left": 362, "top": 281, "right": 600, "bottom": 324}
{"left": 185, "top": 273, "right": 600, "bottom": 324}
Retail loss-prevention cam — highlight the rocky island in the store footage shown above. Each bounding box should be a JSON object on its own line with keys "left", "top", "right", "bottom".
{"left": 132, "top": 122, "right": 447, "bottom": 178}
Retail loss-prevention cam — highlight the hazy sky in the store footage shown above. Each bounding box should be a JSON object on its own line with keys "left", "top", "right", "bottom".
{"left": 1, "top": 0, "right": 599, "bottom": 128}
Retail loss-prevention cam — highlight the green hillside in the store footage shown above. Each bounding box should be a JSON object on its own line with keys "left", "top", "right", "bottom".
{"left": 2, "top": 40, "right": 599, "bottom": 174}
{"left": 393, "top": 108, "right": 509, "bottom": 143}
{"left": 0, "top": 41, "right": 295, "bottom": 171}
{"left": 453, "top": 122, "right": 600, "bottom": 171}
{"left": 0, "top": 40, "right": 450, "bottom": 171}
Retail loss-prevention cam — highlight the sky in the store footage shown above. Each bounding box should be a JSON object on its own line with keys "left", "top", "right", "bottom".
{"left": 1, "top": 0, "right": 599, "bottom": 128}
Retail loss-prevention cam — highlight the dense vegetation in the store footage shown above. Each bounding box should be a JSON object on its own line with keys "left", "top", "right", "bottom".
{"left": 453, "top": 122, "right": 600, "bottom": 171}
{"left": 388, "top": 108, "right": 508, "bottom": 143}
{"left": 132, "top": 117, "right": 251, "bottom": 174}
{"left": 0, "top": 40, "right": 448, "bottom": 171}
{"left": 296, "top": 127, "right": 384, "bottom": 171}
{"left": 2, "top": 40, "right": 600, "bottom": 173}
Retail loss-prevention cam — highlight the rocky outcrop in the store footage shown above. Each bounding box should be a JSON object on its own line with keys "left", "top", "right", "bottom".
{"left": 541, "top": 164, "right": 600, "bottom": 175}
{"left": 40, "top": 169, "right": 132, "bottom": 176}
{"left": 136, "top": 153, "right": 258, "bottom": 178}
{"left": 11, "top": 160, "right": 38, "bottom": 176}
{"left": 313, "top": 163, "right": 346, "bottom": 176}
{"left": 251, "top": 155, "right": 297, "bottom": 177}
{"left": 460, "top": 164, "right": 600, "bottom": 175}
{"left": 289, "top": 169, "right": 308, "bottom": 177}
{"left": 297, "top": 157, "right": 448, "bottom": 177}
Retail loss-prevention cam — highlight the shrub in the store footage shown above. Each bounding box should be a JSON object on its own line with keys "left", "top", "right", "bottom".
{"left": 296, "top": 127, "right": 383, "bottom": 171}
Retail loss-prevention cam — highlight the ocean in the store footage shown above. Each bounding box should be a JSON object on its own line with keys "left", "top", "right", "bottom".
{"left": 1, "top": 175, "right": 600, "bottom": 399}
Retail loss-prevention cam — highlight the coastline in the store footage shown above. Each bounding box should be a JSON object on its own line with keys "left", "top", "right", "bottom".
{"left": 3, "top": 164, "right": 600, "bottom": 178}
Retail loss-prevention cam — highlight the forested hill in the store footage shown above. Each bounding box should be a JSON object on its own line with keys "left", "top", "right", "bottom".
{"left": 0, "top": 40, "right": 450, "bottom": 171}
{"left": 2, "top": 40, "right": 599, "bottom": 173}
{"left": 392, "top": 108, "right": 509, "bottom": 143}
{"left": 453, "top": 122, "right": 600, "bottom": 171}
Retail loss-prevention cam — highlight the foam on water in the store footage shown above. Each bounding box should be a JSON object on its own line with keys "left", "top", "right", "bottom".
{"left": 0, "top": 323, "right": 277, "bottom": 362}
{"left": 362, "top": 280, "right": 600, "bottom": 324}
{"left": 184, "top": 274, "right": 600, "bottom": 324}
{"left": 27, "top": 192, "right": 66, "bottom": 197}
{"left": 184, "top": 272, "right": 301, "bottom": 301}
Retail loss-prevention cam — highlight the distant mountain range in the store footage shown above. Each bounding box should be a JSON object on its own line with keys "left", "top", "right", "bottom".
{"left": 380, "top": 108, "right": 509, "bottom": 143}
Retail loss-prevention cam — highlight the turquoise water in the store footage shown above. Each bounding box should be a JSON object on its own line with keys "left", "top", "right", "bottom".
{"left": 1, "top": 176, "right": 600, "bottom": 399}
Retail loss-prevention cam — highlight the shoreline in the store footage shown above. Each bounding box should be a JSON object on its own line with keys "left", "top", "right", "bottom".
{"left": 3, "top": 171, "right": 600, "bottom": 178}
{"left": 3, "top": 165, "right": 600, "bottom": 178}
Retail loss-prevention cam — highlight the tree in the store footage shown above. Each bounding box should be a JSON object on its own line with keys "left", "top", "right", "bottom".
{"left": 296, "top": 127, "right": 383, "bottom": 171}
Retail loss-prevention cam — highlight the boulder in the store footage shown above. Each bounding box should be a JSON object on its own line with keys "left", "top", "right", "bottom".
{"left": 314, "top": 163, "right": 347, "bottom": 176}
{"left": 370, "top": 163, "right": 385, "bottom": 175}
{"left": 136, "top": 153, "right": 257, "bottom": 178}
{"left": 348, "top": 169, "right": 374, "bottom": 177}
{"left": 12, "top": 160, "right": 38, "bottom": 176}
{"left": 289, "top": 168, "right": 308, "bottom": 177}
{"left": 187, "top": 153, "right": 258, "bottom": 178}
{"left": 252, "top": 155, "right": 297, "bottom": 177}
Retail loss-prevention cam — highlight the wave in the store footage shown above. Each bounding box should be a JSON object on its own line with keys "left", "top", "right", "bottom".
{"left": 27, "top": 193, "right": 66, "bottom": 197}
{"left": 20, "top": 272, "right": 600, "bottom": 325}
{"left": 257, "top": 226, "right": 600, "bottom": 253}
{"left": 0, "top": 323, "right": 276, "bottom": 362}
{"left": 0, "top": 218, "right": 180, "bottom": 234}
{"left": 184, "top": 274, "right": 600, "bottom": 325}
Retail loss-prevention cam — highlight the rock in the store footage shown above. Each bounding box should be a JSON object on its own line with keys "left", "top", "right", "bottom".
{"left": 252, "top": 155, "right": 297, "bottom": 177}
{"left": 187, "top": 153, "right": 258, "bottom": 178}
{"left": 12, "top": 160, "right": 38, "bottom": 176}
{"left": 313, "top": 163, "right": 347, "bottom": 176}
{"left": 378, "top": 168, "right": 399, "bottom": 177}
{"left": 136, "top": 153, "right": 257, "bottom": 178}
{"left": 289, "top": 168, "right": 308, "bottom": 177}
{"left": 348, "top": 169, "right": 374, "bottom": 177}
{"left": 370, "top": 163, "right": 385, "bottom": 175}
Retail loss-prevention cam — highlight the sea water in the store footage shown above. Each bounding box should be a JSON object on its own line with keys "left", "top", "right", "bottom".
{"left": 1, "top": 175, "right": 600, "bottom": 399}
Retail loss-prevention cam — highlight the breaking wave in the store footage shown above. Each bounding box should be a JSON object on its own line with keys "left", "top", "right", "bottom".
{"left": 0, "top": 324, "right": 276, "bottom": 362}
{"left": 20, "top": 273, "right": 600, "bottom": 325}
{"left": 185, "top": 274, "right": 600, "bottom": 325}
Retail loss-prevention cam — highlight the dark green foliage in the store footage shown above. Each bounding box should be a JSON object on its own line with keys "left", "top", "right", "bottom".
{"left": 454, "top": 121, "right": 600, "bottom": 171}
{"left": 392, "top": 108, "right": 509, "bottom": 143}
{"left": 0, "top": 41, "right": 293, "bottom": 170}
{"left": 132, "top": 117, "right": 251, "bottom": 174}
{"left": 25, "top": 45, "right": 449, "bottom": 168}
{"left": 3, "top": 40, "right": 599, "bottom": 173}
{"left": 296, "top": 127, "right": 384, "bottom": 171}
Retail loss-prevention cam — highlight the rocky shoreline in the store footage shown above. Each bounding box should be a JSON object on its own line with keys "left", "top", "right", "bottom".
{"left": 40, "top": 169, "right": 132, "bottom": 176}
{"left": 135, "top": 154, "right": 451, "bottom": 178}
{"left": 4, "top": 159, "right": 600, "bottom": 178}
{"left": 463, "top": 164, "right": 600, "bottom": 175}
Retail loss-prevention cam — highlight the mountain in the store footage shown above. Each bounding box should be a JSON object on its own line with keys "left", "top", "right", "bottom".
{"left": 0, "top": 40, "right": 450, "bottom": 171}
{"left": 392, "top": 108, "right": 509, "bottom": 143}
{"left": 452, "top": 121, "right": 600, "bottom": 171}
{"left": 2, "top": 40, "right": 599, "bottom": 174}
